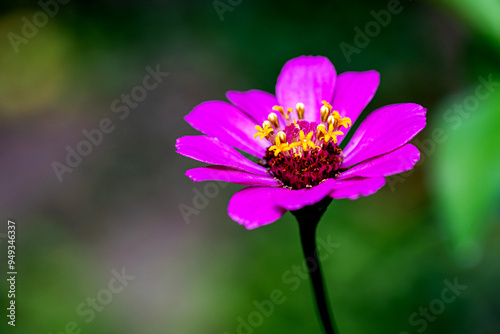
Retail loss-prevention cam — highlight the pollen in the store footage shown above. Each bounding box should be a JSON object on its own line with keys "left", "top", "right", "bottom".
{"left": 318, "top": 121, "right": 343, "bottom": 144}
{"left": 320, "top": 105, "right": 330, "bottom": 123}
{"left": 268, "top": 112, "right": 280, "bottom": 129}
{"left": 298, "top": 130, "right": 318, "bottom": 151}
{"left": 272, "top": 105, "right": 288, "bottom": 119}
{"left": 320, "top": 101, "right": 332, "bottom": 123}
{"left": 269, "top": 131, "right": 291, "bottom": 156}
{"left": 254, "top": 121, "right": 274, "bottom": 139}
{"left": 321, "top": 100, "right": 332, "bottom": 112}
{"left": 253, "top": 100, "right": 349, "bottom": 189}
{"left": 273, "top": 105, "right": 295, "bottom": 126}
{"left": 331, "top": 110, "right": 351, "bottom": 128}
{"left": 296, "top": 102, "right": 305, "bottom": 120}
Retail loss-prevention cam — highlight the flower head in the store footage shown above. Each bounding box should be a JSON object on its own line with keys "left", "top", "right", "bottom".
{"left": 177, "top": 56, "right": 426, "bottom": 229}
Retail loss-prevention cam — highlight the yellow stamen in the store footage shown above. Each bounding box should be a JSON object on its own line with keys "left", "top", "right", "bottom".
{"left": 269, "top": 131, "right": 291, "bottom": 156}
{"left": 320, "top": 105, "right": 330, "bottom": 123}
{"left": 321, "top": 100, "right": 332, "bottom": 112}
{"left": 268, "top": 112, "right": 280, "bottom": 129}
{"left": 338, "top": 116, "right": 352, "bottom": 128}
{"left": 317, "top": 123, "right": 343, "bottom": 143}
{"left": 330, "top": 110, "right": 351, "bottom": 129}
{"left": 272, "top": 105, "right": 283, "bottom": 114}
{"left": 317, "top": 124, "right": 328, "bottom": 140}
{"left": 277, "top": 131, "right": 286, "bottom": 143}
{"left": 327, "top": 114, "right": 338, "bottom": 129}
{"left": 273, "top": 105, "right": 290, "bottom": 119}
{"left": 298, "top": 130, "right": 318, "bottom": 151}
{"left": 296, "top": 102, "right": 305, "bottom": 120}
{"left": 254, "top": 121, "right": 274, "bottom": 139}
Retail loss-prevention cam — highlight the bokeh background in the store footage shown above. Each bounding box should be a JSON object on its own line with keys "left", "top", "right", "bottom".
{"left": 1, "top": 0, "right": 500, "bottom": 333}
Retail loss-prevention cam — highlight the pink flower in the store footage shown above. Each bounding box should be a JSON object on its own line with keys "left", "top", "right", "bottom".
{"left": 177, "top": 56, "right": 426, "bottom": 229}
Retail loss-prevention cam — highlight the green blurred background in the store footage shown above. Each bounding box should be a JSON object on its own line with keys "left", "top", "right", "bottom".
{"left": 1, "top": 0, "right": 499, "bottom": 333}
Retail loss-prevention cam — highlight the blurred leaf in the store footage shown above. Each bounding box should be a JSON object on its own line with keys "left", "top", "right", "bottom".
{"left": 437, "top": 0, "right": 500, "bottom": 49}
{"left": 432, "top": 83, "right": 500, "bottom": 263}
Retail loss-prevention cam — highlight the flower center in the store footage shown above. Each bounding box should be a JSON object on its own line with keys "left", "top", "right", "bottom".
{"left": 254, "top": 101, "right": 352, "bottom": 190}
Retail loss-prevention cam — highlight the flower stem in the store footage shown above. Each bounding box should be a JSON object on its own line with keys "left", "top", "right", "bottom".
{"left": 292, "top": 197, "right": 338, "bottom": 334}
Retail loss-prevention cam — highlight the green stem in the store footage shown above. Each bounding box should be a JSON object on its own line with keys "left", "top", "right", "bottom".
{"left": 292, "top": 197, "right": 338, "bottom": 334}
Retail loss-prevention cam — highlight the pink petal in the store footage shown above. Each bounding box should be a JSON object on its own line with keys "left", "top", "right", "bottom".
{"left": 185, "top": 101, "right": 267, "bottom": 158}
{"left": 339, "top": 144, "right": 420, "bottom": 179}
{"left": 342, "top": 103, "right": 426, "bottom": 167}
{"left": 227, "top": 179, "right": 338, "bottom": 229}
{"left": 331, "top": 71, "right": 380, "bottom": 145}
{"left": 228, "top": 187, "right": 287, "bottom": 229}
{"left": 275, "top": 56, "right": 337, "bottom": 123}
{"left": 329, "top": 177, "right": 386, "bottom": 200}
{"left": 186, "top": 166, "right": 280, "bottom": 187}
{"left": 272, "top": 178, "right": 338, "bottom": 211}
{"left": 226, "top": 89, "right": 284, "bottom": 124}
{"left": 176, "top": 136, "right": 267, "bottom": 175}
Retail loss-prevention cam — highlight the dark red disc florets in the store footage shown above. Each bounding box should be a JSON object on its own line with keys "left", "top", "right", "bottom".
{"left": 264, "top": 121, "right": 344, "bottom": 190}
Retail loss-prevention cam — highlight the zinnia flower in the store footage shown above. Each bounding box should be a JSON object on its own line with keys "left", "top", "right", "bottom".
{"left": 177, "top": 55, "right": 427, "bottom": 334}
{"left": 176, "top": 56, "right": 426, "bottom": 229}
